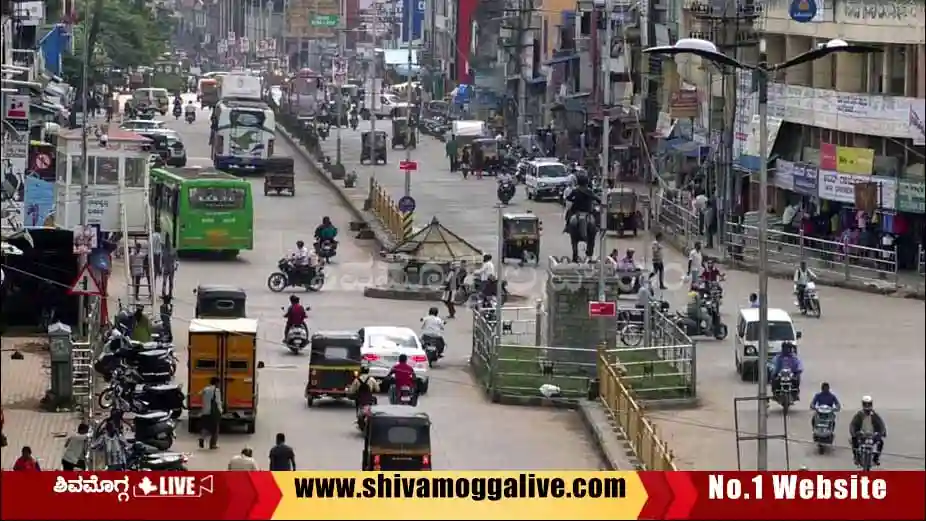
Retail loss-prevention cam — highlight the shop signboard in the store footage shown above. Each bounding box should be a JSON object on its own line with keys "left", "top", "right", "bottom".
{"left": 792, "top": 163, "right": 818, "bottom": 196}
{"left": 835, "top": 145, "right": 874, "bottom": 175}
{"left": 818, "top": 170, "right": 896, "bottom": 210}
{"left": 896, "top": 180, "right": 926, "bottom": 214}
{"left": 774, "top": 159, "right": 795, "bottom": 190}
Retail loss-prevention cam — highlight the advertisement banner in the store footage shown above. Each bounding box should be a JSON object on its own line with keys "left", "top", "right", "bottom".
{"left": 820, "top": 142, "right": 837, "bottom": 170}
{"left": 792, "top": 162, "right": 818, "bottom": 196}
{"left": 773, "top": 159, "right": 795, "bottom": 190}
{"left": 835, "top": 145, "right": 874, "bottom": 175}
{"left": 896, "top": 179, "right": 926, "bottom": 214}
{"left": 818, "top": 170, "right": 896, "bottom": 209}
{"left": 400, "top": 0, "right": 425, "bottom": 42}
{"left": 911, "top": 99, "right": 926, "bottom": 146}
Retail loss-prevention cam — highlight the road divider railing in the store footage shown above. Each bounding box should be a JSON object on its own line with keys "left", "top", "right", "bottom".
{"left": 597, "top": 344, "right": 678, "bottom": 470}
{"left": 369, "top": 180, "right": 407, "bottom": 241}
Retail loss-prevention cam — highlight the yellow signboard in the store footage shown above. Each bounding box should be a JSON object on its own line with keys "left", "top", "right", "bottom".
{"left": 285, "top": 0, "right": 339, "bottom": 39}
{"left": 836, "top": 145, "right": 874, "bottom": 176}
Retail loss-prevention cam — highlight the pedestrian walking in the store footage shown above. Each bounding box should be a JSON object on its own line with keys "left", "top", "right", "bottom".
{"left": 199, "top": 377, "right": 222, "bottom": 449}
{"left": 228, "top": 447, "right": 259, "bottom": 470}
{"left": 129, "top": 243, "right": 150, "bottom": 300}
{"left": 268, "top": 433, "right": 296, "bottom": 471}
{"left": 150, "top": 227, "right": 163, "bottom": 279}
{"left": 61, "top": 423, "right": 90, "bottom": 470}
{"left": 160, "top": 240, "right": 177, "bottom": 298}
{"left": 441, "top": 263, "right": 461, "bottom": 319}
{"left": 651, "top": 233, "right": 667, "bottom": 290}
{"left": 13, "top": 446, "right": 41, "bottom": 470}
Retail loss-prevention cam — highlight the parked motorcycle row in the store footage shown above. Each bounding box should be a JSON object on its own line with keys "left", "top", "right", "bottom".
{"left": 92, "top": 327, "right": 189, "bottom": 470}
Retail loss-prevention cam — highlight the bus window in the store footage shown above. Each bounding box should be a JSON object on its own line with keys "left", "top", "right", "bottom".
{"left": 188, "top": 187, "right": 246, "bottom": 210}
{"left": 230, "top": 110, "right": 265, "bottom": 128}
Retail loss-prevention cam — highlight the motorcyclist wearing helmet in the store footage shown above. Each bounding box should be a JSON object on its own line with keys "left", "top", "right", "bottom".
{"left": 849, "top": 396, "right": 886, "bottom": 466}
{"left": 769, "top": 342, "right": 803, "bottom": 396}
{"left": 348, "top": 365, "right": 380, "bottom": 409}
{"left": 420, "top": 306, "right": 446, "bottom": 356}
{"left": 563, "top": 173, "right": 600, "bottom": 233}
{"left": 283, "top": 295, "right": 308, "bottom": 339}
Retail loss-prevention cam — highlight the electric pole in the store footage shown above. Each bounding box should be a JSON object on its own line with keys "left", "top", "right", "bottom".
{"left": 597, "top": 0, "right": 613, "bottom": 345}
{"left": 404, "top": 2, "right": 413, "bottom": 197}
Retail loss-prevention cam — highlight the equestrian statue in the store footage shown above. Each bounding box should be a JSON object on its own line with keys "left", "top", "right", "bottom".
{"left": 563, "top": 173, "right": 601, "bottom": 262}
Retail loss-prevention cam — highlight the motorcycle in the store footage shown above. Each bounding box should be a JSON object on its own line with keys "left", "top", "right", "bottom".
{"left": 497, "top": 179, "right": 515, "bottom": 205}
{"left": 421, "top": 335, "right": 444, "bottom": 367}
{"left": 771, "top": 367, "right": 799, "bottom": 413}
{"left": 349, "top": 115, "right": 359, "bottom": 130}
{"left": 797, "top": 282, "right": 822, "bottom": 318}
{"left": 315, "top": 240, "right": 337, "bottom": 264}
{"left": 854, "top": 433, "right": 881, "bottom": 471}
{"left": 267, "top": 258, "right": 326, "bottom": 292}
{"left": 812, "top": 404, "right": 838, "bottom": 454}
{"left": 127, "top": 442, "right": 189, "bottom": 471}
{"left": 185, "top": 111, "right": 196, "bottom": 124}
{"left": 355, "top": 397, "right": 378, "bottom": 431}
{"left": 172, "top": 106, "right": 182, "bottom": 119}
{"left": 674, "top": 301, "right": 728, "bottom": 340}
{"left": 131, "top": 411, "right": 176, "bottom": 450}
{"left": 284, "top": 323, "right": 309, "bottom": 354}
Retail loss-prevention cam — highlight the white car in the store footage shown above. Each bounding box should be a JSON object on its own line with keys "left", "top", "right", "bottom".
{"left": 359, "top": 326, "right": 430, "bottom": 393}
{"left": 121, "top": 120, "right": 165, "bottom": 132}
{"left": 374, "top": 95, "right": 411, "bottom": 119}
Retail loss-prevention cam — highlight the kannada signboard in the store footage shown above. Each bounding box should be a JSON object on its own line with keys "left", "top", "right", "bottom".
{"left": 286, "top": 0, "right": 339, "bottom": 39}
{"left": 896, "top": 180, "right": 926, "bottom": 214}
{"left": 835, "top": 145, "right": 874, "bottom": 176}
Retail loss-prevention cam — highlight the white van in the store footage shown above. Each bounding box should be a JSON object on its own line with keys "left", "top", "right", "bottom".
{"left": 734, "top": 307, "right": 801, "bottom": 382}
{"left": 524, "top": 159, "right": 571, "bottom": 201}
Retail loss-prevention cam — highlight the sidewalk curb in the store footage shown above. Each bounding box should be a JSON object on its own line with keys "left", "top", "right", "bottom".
{"left": 659, "top": 229, "right": 926, "bottom": 300}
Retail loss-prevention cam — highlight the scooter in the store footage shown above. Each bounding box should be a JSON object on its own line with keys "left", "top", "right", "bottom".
{"left": 172, "top": 106, "right": 182, "bottom": 119}
{"left": 812, "top": 404, "right": 838, "bottom": 454}
{"left": 421, "top": 335, "right": 444, "bottom": 367}
{"left": 127, "top": 442, "right": 189, "bottom": 470}
{"left": 185, "top": 111, "right": 196, "bottom": 124}
{"left": 497, "top": 179, "right": 515, "bottom": 205}
{"left": 284, "top": 323, "right": 309, "bottom": 354}
{"left": 131, "top": 411, "right": 176, "bottom": 450}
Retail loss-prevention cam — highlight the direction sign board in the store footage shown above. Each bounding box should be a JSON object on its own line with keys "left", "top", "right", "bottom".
{"left": 397, "top": 195, "right": 416, "bottom": 213}
{"left": 311, "top": 14, "right": 340, "bottom": 27}
{"left": 68, "top": 266, "right": 103, "bottom": 296}
{"left": 788, "top": 0, "right": 817, "bottom": 22}
{"left": 399, "top": 160, "right": 418, "bottom": 171}
{"left": 588, "top": 301, "right": 616, "bottom": 317}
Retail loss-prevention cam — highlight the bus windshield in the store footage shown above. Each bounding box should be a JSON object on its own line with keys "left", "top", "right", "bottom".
{"left": 230, "top": 110, "right": 265, "bottom": 128}
{"left": 188, "top": 186, "right": 247, "bottom": 210}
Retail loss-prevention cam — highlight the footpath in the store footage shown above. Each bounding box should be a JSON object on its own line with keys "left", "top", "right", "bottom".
{"left": 1, "top": 337, "right": 80, "bottom": 470}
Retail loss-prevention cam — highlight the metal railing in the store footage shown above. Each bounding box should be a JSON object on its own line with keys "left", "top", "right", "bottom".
{"left": 597, "top": 345, "right": 678, "bottom": 470}
{"left": 654, "top": 190, "right": 698, "bottom": 251}
{"left": 615, "top": 305, "right": 697, "bottom": 400}
{"left": 368, "top": 179, "right": 407, "bottom": 242}
{"left": 725, "top": 223, "right": 899, "bottom": 287}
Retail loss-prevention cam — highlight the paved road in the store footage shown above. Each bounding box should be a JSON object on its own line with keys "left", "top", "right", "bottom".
{"left": 136, "top": 98, "right": 604, "bottom": 470}
{"left": 320, "top": 115, "right": 926, "bottom": 471}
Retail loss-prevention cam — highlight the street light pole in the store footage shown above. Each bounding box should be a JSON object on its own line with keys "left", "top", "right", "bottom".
{"left": 404, "top": 4, "right": 413, "bottom": 197}
{"left": 643, "top": 37, "right": 879, "bottom": 471}
{"left": 597, "top": 0, "right": 613, "bottom": 345}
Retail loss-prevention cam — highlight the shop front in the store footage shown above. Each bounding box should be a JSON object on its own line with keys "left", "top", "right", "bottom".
{"left": 894, "top": 179, "right": 926, "bottom": 271}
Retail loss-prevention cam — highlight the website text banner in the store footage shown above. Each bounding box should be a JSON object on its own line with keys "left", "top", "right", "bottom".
{"left": 1, "top": 471, "right": 924, "bottom": 520}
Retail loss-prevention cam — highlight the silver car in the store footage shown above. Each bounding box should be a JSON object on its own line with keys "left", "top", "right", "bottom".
{"left": 359, "top": 326, "right": 430, "bottom": 393}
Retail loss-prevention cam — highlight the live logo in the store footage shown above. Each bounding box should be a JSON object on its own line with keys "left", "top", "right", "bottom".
{"left": 159, "top": 477, "right": 197, "bottom": 496}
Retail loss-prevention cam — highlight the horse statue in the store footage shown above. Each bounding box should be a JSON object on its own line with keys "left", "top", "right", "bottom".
{"left": 566, "top": 210, "right": 598, "bottom": 262}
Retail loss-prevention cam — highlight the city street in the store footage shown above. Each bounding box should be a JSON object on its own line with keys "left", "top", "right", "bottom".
{"left": 319, "top": 109, "right": 925, "bottom": 471}
{"left": 143, "top": 100, "right": 605, "bottom": 470}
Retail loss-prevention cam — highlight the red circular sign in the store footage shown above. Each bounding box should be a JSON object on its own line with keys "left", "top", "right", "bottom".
{"left": 33, "top": 152, "right": 51, "bottom": 170}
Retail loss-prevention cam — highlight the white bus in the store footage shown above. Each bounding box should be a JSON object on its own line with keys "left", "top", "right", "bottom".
{"left": 210, "top": 99, "right": 276, "bottom": 172}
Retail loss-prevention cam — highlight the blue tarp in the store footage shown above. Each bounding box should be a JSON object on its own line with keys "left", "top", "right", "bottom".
{"left": 39, "top": 24, "right": 72, "bottom": 76}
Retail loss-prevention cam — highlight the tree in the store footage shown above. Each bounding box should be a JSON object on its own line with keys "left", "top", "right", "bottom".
{"left": 63, "top": 0, "right": 171, "bottom": 82}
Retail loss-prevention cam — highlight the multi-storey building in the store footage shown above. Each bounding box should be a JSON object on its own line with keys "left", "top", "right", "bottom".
{"left": 669, "top": 0, "right": 925, "bottom": 270}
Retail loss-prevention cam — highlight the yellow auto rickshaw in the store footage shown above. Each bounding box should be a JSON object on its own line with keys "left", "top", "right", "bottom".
{"left": 471, "top": 138, "right": 500, "bottom": 171}
{"left": 187, "top": 317, "right": 259, "bottom": 433}
{"left": 606, "top": 187, "right": 641, "bottom": 237}
{"left": 501, "top": 212, "right": 541, "bottom": 265}
{"left": 305, "top": 331, "right": 363, "bottom": 406}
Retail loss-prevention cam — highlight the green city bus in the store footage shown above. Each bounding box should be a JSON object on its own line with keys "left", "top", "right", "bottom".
{"left": 150, "top": 167, "right": 254, "bottom": 256}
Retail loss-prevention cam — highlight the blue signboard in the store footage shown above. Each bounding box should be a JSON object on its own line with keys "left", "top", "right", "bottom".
{"left": 401, "top": 0, "right": 425, "bottom": 42}
{"left": 397, "top": 195, "right": 416, "bottom": 213}
{"left": 789, "top": 0, "right": 818, "bottom": 23}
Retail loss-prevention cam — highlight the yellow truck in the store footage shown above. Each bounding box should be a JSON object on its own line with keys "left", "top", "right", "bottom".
{"left": 187, "top": 318, "right": 259, "bottom": 434}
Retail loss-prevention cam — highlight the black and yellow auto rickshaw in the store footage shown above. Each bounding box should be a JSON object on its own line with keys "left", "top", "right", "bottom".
{"left": 362, "top": 405, "right": 432, "bottom": 471}
{"left": 391, "top": 117, "right": 416, "bottom": 149}
{"left": 501, "top": 213, "right": 541, "bottom": 265}
{"left": 304, "top": 331, "right": 363, "bottom": 407}
{"left": 471, "top": 138, "right": 499, "bottom": 172}
{"left": 605, "top": 187, "right": 641, "bottom": 236}
{"left": 360, "top": 130, "right": 388, "bottom": 164}
{"left": 263, "top": 156, "right": 296, "bottom": 196}
{"left": 193, "top": 284, "right": 247, "bottom": 318}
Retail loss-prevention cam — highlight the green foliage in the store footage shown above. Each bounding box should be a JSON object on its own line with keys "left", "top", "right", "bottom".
{"left": 64, "top": 0, "right": 171, "bottom": 81}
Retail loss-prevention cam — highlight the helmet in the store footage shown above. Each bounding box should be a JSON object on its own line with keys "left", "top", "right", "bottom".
{"left": 575, "top": 174, "right": 589, "bottom": 187}
{"left": 781, "top": 342, "right": 796, "bottom": 354}
{"left": 290, "top": 295, "right": 300, "bottom": 304}
{"left": 861, "top": 396, "right": 873, "bottom": 410}
{"left": 296, "top": 240, "right": 305, "bottom": 248}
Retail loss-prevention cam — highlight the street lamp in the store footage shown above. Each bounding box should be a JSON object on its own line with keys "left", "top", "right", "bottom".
{"left": 643, "top": 37, "right": 879, "bottom": 471}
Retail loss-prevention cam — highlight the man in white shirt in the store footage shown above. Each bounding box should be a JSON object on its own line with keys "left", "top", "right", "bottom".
{"left": 293, "top": 240, "right": 310, "bottom": 266}
{"left": 228, "top": 447, "right": 259, "bottom": 470}
{"left": 476, "top": 254, "right": 496, "bottom": 281}
{"left": 687, "top": 241, "right": 704, "bottom": 282}
{"left": 793, "top": 260, "right": 816, "bottom": 310}
{"left": 420, "top": 307, "right": 446, "bottom": 355}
